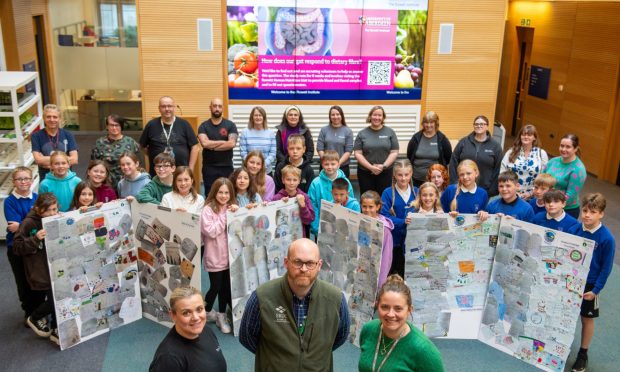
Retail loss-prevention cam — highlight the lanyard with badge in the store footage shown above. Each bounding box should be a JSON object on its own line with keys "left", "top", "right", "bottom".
{"left": 161, "top": 117, "right": 176, "bottom": 158}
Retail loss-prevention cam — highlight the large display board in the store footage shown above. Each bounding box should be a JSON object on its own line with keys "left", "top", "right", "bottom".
{"left": 478, "top": 218, "right": 594, "bottom": 372}
{"left": 405, "top": 214, "right": 500, "bottom": 338}
{"left": 227, "top": 0, "right": 427, "bottom": 100}
{"left": 132, "top": 203, "right": 202, "bottom": 327}
{"left": 43, "top": 200, "right": 141, "bottom": 350}
{"left": 227, "top": 199, "right": 303, "bottom": 335}
{"left": 317, "top": 200, "right": 384, "bottom": 345}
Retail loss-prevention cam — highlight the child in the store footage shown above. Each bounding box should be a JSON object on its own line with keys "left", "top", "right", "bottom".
{"left": 331, "top": 177, "right": 360, "bottom": 212}
{"left": 271, "top": 165, "right": 315, "bottom": 237}
{"left": 137, "top": 153, "right": 175, "bottom": 204}
{"left": 160, "top": 166, "right": 205, "bottom": 214}
{"left": 308, "top": 150, "right": 355, "bottom": 236}
{"left": 230, "top": 167, "right": 262, "bottom": 208}
{"left": 380, "top": 159, "right": 418, "bottom": 278}
{"left": 39, "top": 151, "right": 81, "bottom": 212}
{"left": 485, "top": 171, "right": 535, "bottom": 222}
{"left": 117, "top": 152, "right": 151, "bottom": 199}
{"left": 529, "top": 173, "right": 557, "bottom": 215}
{"left": 274, "top": 134, "right": 315, "bottom": 193}
{"left": 412, "top": 182, "right": 443, "bottom": 214}
{"left": 426, "top": 163, "right": 449, "bottom": 193}
{"left": 440, "top": 160, "right": 488, "bottom": 214}
{"left": 3, "top": 167, "right": 38, "bottom": 321}
{"left": 567, "top": 193, "right": 615, "bottom": 372}
{"left": 530, "top": 189, "right": 579, "bottom": 232}
{"left": 360, "top": 191, "right": 394, "bottom": 290}
{"left": 201, "top": 177, "right": 239, "bottom": 334}
{"left": 244, "top": 150, "right": 275, "bottom": 201}
{"left": 86, "top": 159, "right": 118, "bottom": 203}
{"left": 69, "top": 181, "right": 103, "bottom": 211}
{"left": 13, "top": 193, "right": 60, "bottom": 345}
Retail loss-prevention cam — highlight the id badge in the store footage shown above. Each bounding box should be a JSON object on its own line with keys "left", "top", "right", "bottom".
{"left": 164, "top": 146, "right": 175, "bottom": 158}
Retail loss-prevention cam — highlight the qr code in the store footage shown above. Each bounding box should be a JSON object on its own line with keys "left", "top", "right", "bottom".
{"left": 367, "top": 61, "right": 392, "bottom": 86}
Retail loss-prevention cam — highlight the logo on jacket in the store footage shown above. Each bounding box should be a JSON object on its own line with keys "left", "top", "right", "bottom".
{"left": 275, "top": 305, "right": 287, "bottom": 323}
{"left": 219, "top": 128, "right": 228, "bottom": 137}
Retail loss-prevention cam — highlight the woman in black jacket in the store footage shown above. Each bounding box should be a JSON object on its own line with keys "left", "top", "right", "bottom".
{"left": 275, "top": 106, "right": 314, "bottom": 167}
{"left": 406, "top": 111, "right": 452, "bottom": 187}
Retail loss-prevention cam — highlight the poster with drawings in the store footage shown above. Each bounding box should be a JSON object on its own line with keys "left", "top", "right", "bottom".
{"left": 317, "top": 200, "right": 384, "bottom": 346}
{"left": 478, "top": 218, "right": 594, "bottom": 372}
{"left": 227, "top": 199, "right": 303, "bottom": 335}
{"left": 404, "top": 214, "right": 500, "bottom": 338}
{"left": 43, "top": 200, "right": 141, "bottom": 350}
{"left": 132, "top": 202, "right": 201, "bottom": 327}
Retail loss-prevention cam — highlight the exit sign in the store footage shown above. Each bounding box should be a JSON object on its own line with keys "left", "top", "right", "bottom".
{"left": 520, "top": 18, "right": 531, "bottom": 26}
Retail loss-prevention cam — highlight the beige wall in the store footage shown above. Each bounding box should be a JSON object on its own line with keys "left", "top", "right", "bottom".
{"left": 496, "top": 1, "right": 620, "bottom": 181}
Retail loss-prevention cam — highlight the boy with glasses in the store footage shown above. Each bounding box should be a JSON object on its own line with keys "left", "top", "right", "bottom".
{"left": 137, "top": 153, "right": 176, "bottom": 204}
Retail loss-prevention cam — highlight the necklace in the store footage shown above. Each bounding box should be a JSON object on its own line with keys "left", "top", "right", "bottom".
{"left": 380, "top": 334, "right": 395, "bottom": 355}
{"left": 371, "top": 324, "right": 408, "bottom": 372}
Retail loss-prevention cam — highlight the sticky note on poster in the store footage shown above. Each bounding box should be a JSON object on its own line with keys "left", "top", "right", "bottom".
{"left": 80, "top": 231, "right": 96, "bottom": 247}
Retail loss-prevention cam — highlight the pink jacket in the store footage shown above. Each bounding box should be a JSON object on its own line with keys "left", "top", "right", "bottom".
{"left": 377, "top": 214, "right": 394, "bottom": 290}
{"left": 201, "top": 204, "right": 229, "bottom": 272}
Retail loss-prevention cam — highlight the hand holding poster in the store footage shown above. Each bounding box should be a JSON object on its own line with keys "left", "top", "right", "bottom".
{"left": 317, "top": 200, "right": 384, "bottom": 345}
{"left": 132, "top": 203, "right": 201, "bottom": 327}
{"left": 43, "top": 200, "right": 141, "bottom": 350}
{"left": 478, "top": 218, "right": 594, "bottom": 372}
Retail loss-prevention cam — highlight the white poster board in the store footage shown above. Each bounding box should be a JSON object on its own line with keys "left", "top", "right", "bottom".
{"left": 317, "top": 200, "right": 384, "bottom": 345}
{"left": 43, "top": 200, "right": 141, "bottom": 350}
{"left": 227, "top": 199, "right": 304, "bottom": 335}
{"left": 478, "top": 218, "right": 594, "bottom": 372}
{"left": 405, "top": 214, "right": 500, "bottom": 338}
{"left": 132, "top": 202, "right": 201, "bottom": 327}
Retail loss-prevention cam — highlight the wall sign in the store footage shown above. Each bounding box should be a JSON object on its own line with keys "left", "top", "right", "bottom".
{"left": 528, "top": 65, "right": 551, "bottom": 100}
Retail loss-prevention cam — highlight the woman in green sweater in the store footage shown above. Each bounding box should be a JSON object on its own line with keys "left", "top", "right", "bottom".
{"left": 545, "top": 134, "right": 587, "bottom": 218}
{"left": 359, "top": 274, "right": 444, "bottom": 372}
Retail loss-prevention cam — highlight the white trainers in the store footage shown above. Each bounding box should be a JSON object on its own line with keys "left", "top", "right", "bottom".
{"left": 206, "top": 309, "right": 218, "bottom": 323}
{"left": 27, "top": 316, "right": 51, "bottom": 337}
{"left": 216, "top": 312, "right": 232, "bottom": 334}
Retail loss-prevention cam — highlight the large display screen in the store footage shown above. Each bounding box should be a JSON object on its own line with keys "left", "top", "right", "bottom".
{"left": 227, "top": 0, "right": 428, "bottom": 100}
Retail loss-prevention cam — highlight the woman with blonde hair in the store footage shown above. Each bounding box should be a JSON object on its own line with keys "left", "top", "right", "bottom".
{"left": 239, "top": 106, "right": 277, "bottom": 174}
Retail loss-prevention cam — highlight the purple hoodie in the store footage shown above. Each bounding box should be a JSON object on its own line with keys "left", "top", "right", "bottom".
{"left": 376, "top": 214, "right": 395, "bottom": 290}
{"left": 271, "top": 188, "right": 315, "bottom": 237}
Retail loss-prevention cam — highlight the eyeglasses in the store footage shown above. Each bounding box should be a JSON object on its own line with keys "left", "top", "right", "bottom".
{"left": 107, "top": 123, "right": 121, "bottom": 128}
{"left": 473, "top": 122, "right": 488, "bottom": 127}
{"left": 290, "top": 259, "right": 318, "bottom": 270}
{"left": 14, "top": 177, "right": 32, "bottom": 182}
{"left": 154, "top": 164, "right": 172, "bottom": 169}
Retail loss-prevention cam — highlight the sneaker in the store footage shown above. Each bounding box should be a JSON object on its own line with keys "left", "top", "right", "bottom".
{"left": 26, "top": 316, "right": 51, "bottom": 337}
{"left": 49, "top": 328, "right": 59, "bottom": 346}
{"left": 571, "top": 353, "right": 588, "bottom": 372}
{"left": 216, "top": 312, "right": 232, "bottom": 334}
{"left": 206, "top": 310, "right": 218, "bottom": 323}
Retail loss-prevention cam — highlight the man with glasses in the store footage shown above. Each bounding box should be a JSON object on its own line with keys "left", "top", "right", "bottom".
{"left": 139, "top": 96, "right": 200, "bottom": 176}
{"left": 197, "top": 98, "right": 238, "bottom": 194}
{"left": 239, "top": 238, "right": 350, "bottom": 371}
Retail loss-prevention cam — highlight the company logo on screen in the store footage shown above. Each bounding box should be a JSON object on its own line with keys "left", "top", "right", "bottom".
{"left": 359, "top": 16, "right": 392, "bottom": 28}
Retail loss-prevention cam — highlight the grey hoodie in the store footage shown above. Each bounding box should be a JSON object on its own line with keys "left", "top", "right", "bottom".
{"left": 117, "top": 172, "right": 151, "bottom": 198}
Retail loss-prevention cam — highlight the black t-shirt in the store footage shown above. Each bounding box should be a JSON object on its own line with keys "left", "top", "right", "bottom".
{"left": 149, "top": 326, "right": 227, "bottom": 372}
{"left": 139, "top": 117, "right": 198, "bottom": 175}
{"left": 198, "top": 118, "right": 238, "bottom": 167}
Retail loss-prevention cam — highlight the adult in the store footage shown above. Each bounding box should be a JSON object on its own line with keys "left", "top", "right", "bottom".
{"left": 317, "top": 105, "right": 354, "bottom": 178}
{"left": 275, "top": 106, "right": 314, "bottom": 167}
{"left": 239, "top": 238, "right": 350, "bottom": 371}
{"left": 239, "top": 106, "right": 277, "bottom": 174}
{"left": 31, "top": 104, "right": 78, "bottom": 180}
{"left": 149, "top": 286, "right": 226, "bottom": 372}
{"left": 406, "top": 111, "right": 452, "bottom": 187}
{"left": 500, "top": 124, "right": 548, "bottom": 199}
{"left": 545, "top": 134, "right": 586, "bottom": 218}
{"left": 90, "top": 114, "right": 141, "bottom": 188}
{"left": 139, "top": 96, "right": 200, "bottom": 177}
{"left": 449, "top": 115, "right": 502, "bottom": 196}
{"left": 197, "top": 98, "right": 238, "bottom": 194}
{"left": 354, "top": 106, "right": 399, "bottom": 195}
{"left": 358, "top": 275, "right": 444, "bottom": 372}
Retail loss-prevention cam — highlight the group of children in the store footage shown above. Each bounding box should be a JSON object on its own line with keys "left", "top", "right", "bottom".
{"left": 3, "top": 133, "right": 615, "bottom": 371}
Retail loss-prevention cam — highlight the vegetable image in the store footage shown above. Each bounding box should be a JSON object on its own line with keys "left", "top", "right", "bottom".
{"left": 234, "top": 51, "right": 258, "bottom": 74}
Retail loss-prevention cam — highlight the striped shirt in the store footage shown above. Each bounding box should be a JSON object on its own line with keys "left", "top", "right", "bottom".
{"left": 239, "top": 128, "right": 277, "bottom": 173}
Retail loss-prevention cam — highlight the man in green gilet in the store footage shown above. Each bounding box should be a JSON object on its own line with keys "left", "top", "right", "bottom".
{"left": 239, "top": 238, "right": 350, "bottom": 372}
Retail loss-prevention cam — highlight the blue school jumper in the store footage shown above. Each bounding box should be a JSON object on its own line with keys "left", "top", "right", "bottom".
{"left": 531, "top": 211, "right": 580, "bottom": 232}
{"left": 567, "top": 223, "right": 616, "bottom": 294}
{"left": 486, "top": 197, "right": 534, "bottom": 222}
{"left": 529, "top": 198, "right": 546, "bottom": 215}
{"left": 380, "top": 185, "right": 418, "bottom": 248}
{"left": 440, "top": 184, "right": 488, "bottom": 214}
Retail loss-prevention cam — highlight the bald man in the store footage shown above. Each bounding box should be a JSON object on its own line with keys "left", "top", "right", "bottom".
{"left": 197, "top": 98, "right": 238, "bottom": 194}
{"left": 139, "top": 96, "right": 200, "bottom": 176}
{"left": 239, "top": 238, "right": 350, "bottom": 372}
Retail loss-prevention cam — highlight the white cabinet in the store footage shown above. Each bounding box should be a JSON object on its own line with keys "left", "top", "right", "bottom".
{"left": 0, "top": 71, "right": 44, "bottom": 239}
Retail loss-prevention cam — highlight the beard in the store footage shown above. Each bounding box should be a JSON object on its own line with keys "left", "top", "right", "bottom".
{"left": 212, "top": 110, "right": 222, "bottom": 118}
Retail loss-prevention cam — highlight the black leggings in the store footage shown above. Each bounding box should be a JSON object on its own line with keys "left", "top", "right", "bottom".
{"left": 7, "top": 247, "right": 45, "bottom": 317}
{"left": 31, "top": 288, "right": 56, "bottom": 328}
{"left": 389, "top": 245, "right": 405, "bottom": 278}
{"left": 357, "top": 167, "right": 393, "bottom": 196}
{"left": 202, "top": 166, "right": 233, "bottom": 196}
{"left": 205, "top": 269, "right": 231, "bottom": 313}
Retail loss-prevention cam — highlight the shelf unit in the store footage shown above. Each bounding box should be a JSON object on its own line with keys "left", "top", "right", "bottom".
{"left": 0, "top": 71, "right": 44, "bottom": 239}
